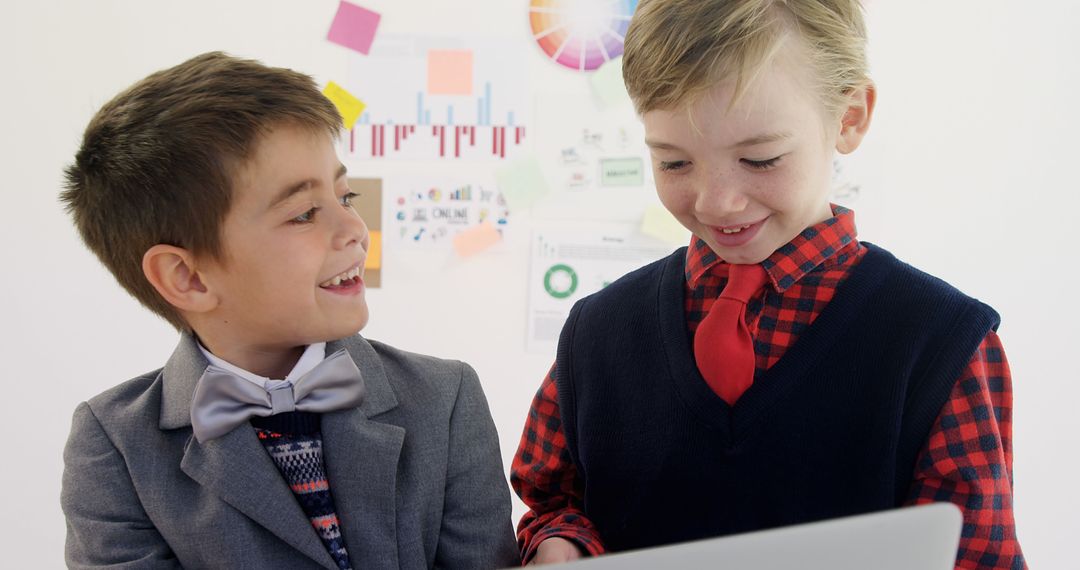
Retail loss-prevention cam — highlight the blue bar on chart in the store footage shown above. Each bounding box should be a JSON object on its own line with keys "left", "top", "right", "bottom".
{"left": 449, "top": 184, "right": 472, "bottom": 201}
{"left": 484, "top": 82, "right": 491, "bottom": 126}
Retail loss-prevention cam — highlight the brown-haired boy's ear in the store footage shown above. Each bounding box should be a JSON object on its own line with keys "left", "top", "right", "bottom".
{"left": 835, "top": 83, "right": 876, "bottom": 154}
{"left": 142, "top": 245, "right": 218, "bottom": 315}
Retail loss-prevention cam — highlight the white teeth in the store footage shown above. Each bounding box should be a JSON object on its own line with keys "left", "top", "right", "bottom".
{"left": 721, "top": 225, "right": 751, "bottom": 234}
{"left": 321, "top": 266, "right": 360, "bottom": 287}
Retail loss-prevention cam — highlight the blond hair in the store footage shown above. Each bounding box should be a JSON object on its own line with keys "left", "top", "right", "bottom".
{"left": 623, "top": 0, "right": 870, "bottom": 117}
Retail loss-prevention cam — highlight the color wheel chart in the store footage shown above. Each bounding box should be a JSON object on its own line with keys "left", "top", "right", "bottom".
{"left": 342, "top": 36, "right": 531, "bottom": 161}
{"left": 530, "top": 0, "right": 638, "bottom": 72}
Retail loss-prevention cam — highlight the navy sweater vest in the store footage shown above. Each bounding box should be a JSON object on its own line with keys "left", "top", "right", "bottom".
{"left": 554, "top": 243, "right": 999, "bottom": 552}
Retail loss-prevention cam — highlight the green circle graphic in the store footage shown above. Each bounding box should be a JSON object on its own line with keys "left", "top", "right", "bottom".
{"left": 544, "top": 264, "right": 578, "bottom": 299}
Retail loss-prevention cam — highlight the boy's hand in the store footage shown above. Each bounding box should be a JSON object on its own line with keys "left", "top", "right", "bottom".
{"left": 528, "top": 537, "right": 584, "bottom": 565}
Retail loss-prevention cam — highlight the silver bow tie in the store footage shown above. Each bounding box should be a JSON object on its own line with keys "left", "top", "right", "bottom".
{"left": 190, "top": 348, "right": 365, "bottom": 442}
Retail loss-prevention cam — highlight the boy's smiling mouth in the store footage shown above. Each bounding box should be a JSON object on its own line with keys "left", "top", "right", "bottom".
{"left": 708, "top": 217, "right": 768, "bottom": 248}
{"left": 720, "top": 224, "right": 753, "bottom": 234}
{"left": 319, "top": 264, "right": 363, "bottom": 289}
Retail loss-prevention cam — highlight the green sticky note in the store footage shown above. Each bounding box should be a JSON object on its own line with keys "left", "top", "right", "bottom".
{"left": 495, "top": 157, "right": 550, "bottom": 211}
{"left": 600, "top": 157, "right": 644, "bottom": 186}
{"left": 590, "top": 57, "right": 631, "bottom": 109}
{"left": 641, "top": 205, "right": 690, "bottom": 246}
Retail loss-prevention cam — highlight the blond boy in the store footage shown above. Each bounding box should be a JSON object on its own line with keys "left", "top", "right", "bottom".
{"left": 511, "top": 2, "right": 1024, "bottom": 568}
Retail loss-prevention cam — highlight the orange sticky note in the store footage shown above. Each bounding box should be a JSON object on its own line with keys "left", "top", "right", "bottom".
{"left": 323, "top": 81, "right": 366, "bottom": 129}
{"left": 452, "top": 221, "right": 500, "bottom": 258}
{"left": 365, "top": 230, "right": 382, "bottom": 270}
{"left": 427, "top": 50, "right": 473, "bottom": 96}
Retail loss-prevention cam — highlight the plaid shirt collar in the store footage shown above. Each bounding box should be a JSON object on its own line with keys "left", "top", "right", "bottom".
{"left": 684, "top": 205, "right": 860, "bottom": 293}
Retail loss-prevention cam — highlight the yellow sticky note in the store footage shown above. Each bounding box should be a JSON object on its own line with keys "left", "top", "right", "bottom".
{"left": 323, "top": 81, "right": 366, "bottom": 129}
{"left": 495, "top": 157, "right": 550, "bottom": 212}
{"left": 427, "top": 49, "right": 473, "bottom": 96}
{"left": 641, "top": 205, "right": 690, "bottom": 246}
{"left": 452, "top": 221, "right": 501, "bottom": 258}
{"left": 590, "top": 57, "right": 631, "bottom": 109}
{"left": 365, "top": 230, "right": 382, "bottom": 270}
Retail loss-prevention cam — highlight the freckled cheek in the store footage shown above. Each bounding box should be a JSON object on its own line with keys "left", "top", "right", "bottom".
{"left": 750, "top": 169, "right": 806, "bottom": 209}
{"left": 655, "top": 178, "right": 698, "bottom": 220}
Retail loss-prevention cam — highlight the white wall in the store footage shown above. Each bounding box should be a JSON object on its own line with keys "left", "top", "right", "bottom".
{"left": 1, "top": 0, "right": 1076, "bottom": 567}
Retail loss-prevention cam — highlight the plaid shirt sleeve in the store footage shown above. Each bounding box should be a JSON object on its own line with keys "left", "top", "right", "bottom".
{"left": 510, "top": 367, "right": 606, "bottom": 563}
{"left": 905, "top": 331, "right": 1026, "bottom": 569}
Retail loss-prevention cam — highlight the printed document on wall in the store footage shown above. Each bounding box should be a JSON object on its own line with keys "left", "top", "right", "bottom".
{"left": 386, "top": 174, "right": 511, "bottom": 253}
{"left": 527, "top": 222, "right": 674, "bottom": 353}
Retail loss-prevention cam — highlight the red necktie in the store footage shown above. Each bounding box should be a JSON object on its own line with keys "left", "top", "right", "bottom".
{"left": 693, "top": 263, "right": 769, "bottom": 405}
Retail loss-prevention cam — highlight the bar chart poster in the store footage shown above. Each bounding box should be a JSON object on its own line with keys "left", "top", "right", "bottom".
{"left": 529, "top": 0, "right": 638, "bottom": 72}
{"left": 342, "top": 35, "right": 532, "bottom": 161}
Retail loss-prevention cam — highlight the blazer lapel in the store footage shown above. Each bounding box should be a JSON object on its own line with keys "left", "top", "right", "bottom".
{"left": 181, "top": 427, "right": 339, "bottom": 569}
{"left": 160, "top": 334, "right": 338, "bottom": 569}
{"left": 320, "top": 335, "right": 404, "bottom": 569}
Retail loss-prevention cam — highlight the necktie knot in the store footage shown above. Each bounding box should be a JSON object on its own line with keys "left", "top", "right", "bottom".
{"left": 267, "top": 382, "right": 298, "bottom": 415}
{"left": 719, "top": 263, "right": 769, "bottom": 303}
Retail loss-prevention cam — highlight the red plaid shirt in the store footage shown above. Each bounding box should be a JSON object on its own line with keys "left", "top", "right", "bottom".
{"left": 511, "top": 206, "right": 1025, "bottom": 569}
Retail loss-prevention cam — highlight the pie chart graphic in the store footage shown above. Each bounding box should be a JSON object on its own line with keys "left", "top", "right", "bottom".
{"left": 529, "top": 0, "right": 639, "bottom": 72}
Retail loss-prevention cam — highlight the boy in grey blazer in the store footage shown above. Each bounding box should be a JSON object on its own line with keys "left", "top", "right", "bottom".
{"left": 60, "top": 51, "right": 518, "bottom": 569}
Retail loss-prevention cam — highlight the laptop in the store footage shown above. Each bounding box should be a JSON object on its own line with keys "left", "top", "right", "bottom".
{"left": 535, "top": 503, "right": 963, "bottom": 570}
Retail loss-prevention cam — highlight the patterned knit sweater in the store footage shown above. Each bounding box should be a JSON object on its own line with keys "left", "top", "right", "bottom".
{"left": 250, "top": 412, "right": 353, "bottom": 570}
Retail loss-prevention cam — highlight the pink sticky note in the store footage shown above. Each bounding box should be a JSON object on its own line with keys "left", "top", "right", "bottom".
{"left": 327, "top": 1, "right": 381, "bottom": 55}
{"left": 427, "top": 50, "right": 473, "bottom": 96}
{"left": 453, "top": 221, "right": 501, "bottom": 258}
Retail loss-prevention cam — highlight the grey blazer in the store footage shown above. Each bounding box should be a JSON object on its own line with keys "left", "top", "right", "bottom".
{"left": 61, "top": 334, "right": 519, "bottom": 569}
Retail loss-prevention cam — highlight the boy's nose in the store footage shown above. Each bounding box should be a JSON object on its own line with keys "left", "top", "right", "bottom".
{"left": 697, "top": 179, "right": 750, "bottom": 216}
{"left": 333, "top": 206, "right": 369, "bottom": 252}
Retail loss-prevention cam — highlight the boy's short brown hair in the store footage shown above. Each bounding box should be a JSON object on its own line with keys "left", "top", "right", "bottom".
{"left": 61, "top": 51, "right": 342, "bottom": 330}
{"left": 623, "top": 0, "right": 870, "bottom": 117}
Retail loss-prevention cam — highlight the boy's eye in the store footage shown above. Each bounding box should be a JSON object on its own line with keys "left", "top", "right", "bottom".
{"left": 340, "top": 192, "right": 359, "bottom": 207}
{"left": 659, "top": 160, "right": 689, "bottom": 172}
{"left": 291, "top": 207, "right": 319, "bottom": 224}
{"left": 741, "top": 156, "right": 782, "bottom": 170}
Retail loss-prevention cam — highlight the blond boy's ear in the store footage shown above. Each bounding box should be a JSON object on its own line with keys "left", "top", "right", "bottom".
{"left": 835, "top": 82, "right": 876, "bottom": 154}
{"left": 142, "top": 245, "right": 218, "bottom": 315}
